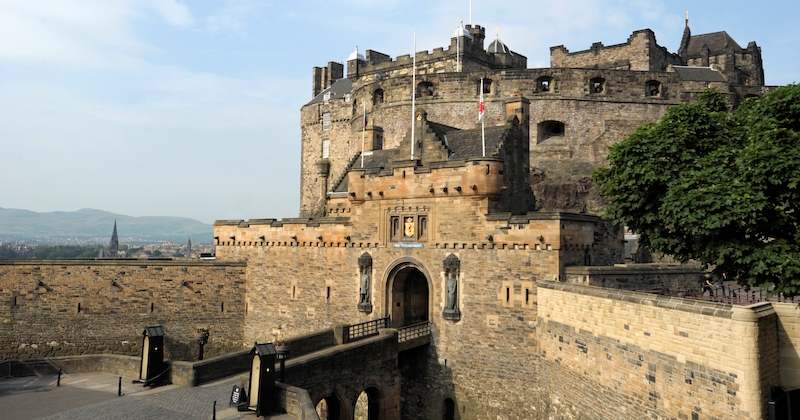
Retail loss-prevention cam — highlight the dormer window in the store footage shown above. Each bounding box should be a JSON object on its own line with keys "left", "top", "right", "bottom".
{"left": 323, "top": 91, "right": 333, "bottom": 104}
{"left": 590, "top": 77, "right": 605, "bottom": 94}
{"left": 646, "top": 80, "right": 661, "bottom": 97}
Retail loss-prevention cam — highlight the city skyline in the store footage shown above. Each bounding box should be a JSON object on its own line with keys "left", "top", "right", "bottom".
{"left": 1, "top": 0, "right": 797, "bottom": 223}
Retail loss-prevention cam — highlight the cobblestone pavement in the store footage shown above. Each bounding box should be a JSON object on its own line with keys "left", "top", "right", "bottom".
{"left": 0, "top": 372, "right": 258, "bottom": 420}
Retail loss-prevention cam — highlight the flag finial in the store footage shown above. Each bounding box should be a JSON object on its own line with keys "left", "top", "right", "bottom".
{"left": 685, "top": 11, "right": 689, "bottom": 27}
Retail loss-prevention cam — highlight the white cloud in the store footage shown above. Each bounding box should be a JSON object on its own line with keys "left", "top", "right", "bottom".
{"left": 150, "top": 0, "right": 195, "bottom": 28}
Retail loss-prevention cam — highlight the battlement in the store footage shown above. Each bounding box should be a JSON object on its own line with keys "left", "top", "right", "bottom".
{"left": 551, "top": 29, "right": 681, "bottom": 72}
{"left": 345, "top": 24, "right": 525, "bottom": 80}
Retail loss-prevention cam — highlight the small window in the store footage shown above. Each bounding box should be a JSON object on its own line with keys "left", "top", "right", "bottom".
{"left": 538, "top": 120, "right": 565, "bottom": 143}
{"left": 477, "top": 78, "right": 492, "bottom": 95}
{"left": 390, "top": 216, "right": 401, "bottom": 241}
{"left": 646, "top": 80, "right": 661, "bottom": 97}
{"left": 590, "top": 77, "right": 605, "bottom": 94}
{"left": 344, "top": 93, "right": 350, "bottom": 102}
{"left": 373, "top": 134, "right": 383, "bottom": 151}
{"left": 417, "top": 81, "right": 434, "bottom": 97}
{"left": 373, "top": 88, "right": 384, "bottom": 104}
{"left": 322, "top": 139, "right": 330, "bottom": 158}
{"left": 537, "top": 76, "right": 552, "bottom": 93}
{"left": 352, "top": 99, "right": 358, "bottom": 116}
{"left": 417, "top": 215, "right": 428, "bottom": 242}
{"left": 323, "top": 91, "right": 332, "bottom": 104}
{"left": 322, "top": 112, "right": 331, "bottom": 130}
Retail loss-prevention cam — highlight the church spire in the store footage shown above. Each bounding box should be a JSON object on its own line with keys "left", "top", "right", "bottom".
{"left": 678, "top": 10, "right": 691, "bottom": 60}
{"left": 109, "top": 220, "right": 119, "bottom": 257}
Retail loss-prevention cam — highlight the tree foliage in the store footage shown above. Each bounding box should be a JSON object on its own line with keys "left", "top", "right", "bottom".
{"left": 594, "top": 86, "right": 800, "bottom": 297}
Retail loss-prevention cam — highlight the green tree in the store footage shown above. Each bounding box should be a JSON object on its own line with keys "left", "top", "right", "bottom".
{"left": 594, "top": 86, "right": 800, "bottom": 297}
{"left": 150, "top": 250, "right": 162, "bottom": 257}
{"left": 0, "top": 245, "right": 19, "bottom": 259}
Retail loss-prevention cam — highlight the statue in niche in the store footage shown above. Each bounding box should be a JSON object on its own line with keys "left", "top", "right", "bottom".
{"left": 360, "top": 270, "right": 370, "bottom": 304}
{"left": 442, "top": 254, "right": 461, "bottom": 320}
{"left": 358, "top": 253, "right": 373, "bottom": 313}
{"left": 446, "top": 271, "right": 457, "bottom": 310}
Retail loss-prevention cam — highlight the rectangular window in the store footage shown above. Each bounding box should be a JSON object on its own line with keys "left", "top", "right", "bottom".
{"left": 322, "top": 112, "right": 331, "bottom": 130}
{"left": 322, "top": 139, "right": 330, "bottom": 159}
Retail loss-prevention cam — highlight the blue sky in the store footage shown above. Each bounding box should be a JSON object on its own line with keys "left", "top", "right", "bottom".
{"left": 0, "top": 0, "right": 797, "bottom": 224}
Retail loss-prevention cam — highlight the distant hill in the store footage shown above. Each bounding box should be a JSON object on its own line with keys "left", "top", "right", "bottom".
{"left": 0, "top": 208, "right": 213, "bottom": 244}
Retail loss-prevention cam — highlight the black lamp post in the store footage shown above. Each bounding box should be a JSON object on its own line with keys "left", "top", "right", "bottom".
{"left": 274, "top": 340, "right": 290, "bottom": 382}
{"left": 195, "top": 328, "right": 209, "bottom": 361}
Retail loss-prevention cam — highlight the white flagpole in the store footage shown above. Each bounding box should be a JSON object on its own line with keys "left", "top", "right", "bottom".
{"left": 411, "top": 30, "right": 416, "bottom": 161}
{"left": 469, "top": 0, "right": 472, "bottom": 25}
{"left": 481, "top": 78, "right": 486, "bottom": 157}
{"left": 457, "top": 25, "right": 460, "bottom": 73}
{"left": 361, "top": 101, "right": 366, "bottom": 168}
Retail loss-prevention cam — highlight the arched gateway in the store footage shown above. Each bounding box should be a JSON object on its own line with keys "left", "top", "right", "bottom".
{"left": 385, "top": 259, "right": 432, "bottom": 327}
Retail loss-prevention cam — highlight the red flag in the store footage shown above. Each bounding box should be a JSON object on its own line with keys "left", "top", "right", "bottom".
{"left": 478, "top": 78, "right": 485, "bottom": 123}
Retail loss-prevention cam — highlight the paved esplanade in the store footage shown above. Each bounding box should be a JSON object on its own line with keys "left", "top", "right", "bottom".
{"left": 0, "top": 372, "right": 271, "bottom": 420}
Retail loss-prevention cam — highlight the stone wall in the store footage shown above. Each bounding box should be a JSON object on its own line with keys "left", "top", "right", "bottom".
{"left": 299, "top": 66, "right": 683, "bottom": 217}
{"left": 0, "top": 260, "right": 247, "bottom": 361}
{"left": 537, "top": 282, "right": 779, "bottom": 419}
{"left": 284, "top": 329, "right": 402, "bottom": 420}
{"left": 564, "top": 263, "right": 703, "bottom": 291}
{"left": 550, "top": 29, "right": 682, "bottom": 72}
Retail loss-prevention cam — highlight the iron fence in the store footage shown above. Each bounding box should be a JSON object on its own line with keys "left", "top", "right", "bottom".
{"left": 634, "top": 283, "right": 800, "bottom": 306}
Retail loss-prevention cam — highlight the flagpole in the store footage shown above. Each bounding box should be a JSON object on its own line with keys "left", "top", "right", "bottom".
{"left": 480, "top": 78, "right": 485, "bottom": 157}
{"left": 457, "top": 21, "right": 461, "bottom": 72}
{"left": 411, "top": 30, "right": 416, "bottom": 161}
{"left": 361, "top": 101, "right": 366, "bottom": 168}
{"left": 469, "top": 0, "right": 472, "bottom": 26}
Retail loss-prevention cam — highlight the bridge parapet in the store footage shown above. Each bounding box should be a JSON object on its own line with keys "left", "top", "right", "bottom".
{"left": 343, "top": 317, "right": 389, "bottom": 344}
{"left": 397, "top": 321, "right": 431, "bottom": 352}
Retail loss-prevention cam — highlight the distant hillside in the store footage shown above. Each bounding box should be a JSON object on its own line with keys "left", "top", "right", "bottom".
{"left": 0, "top": 208, "right": 213, "bottom": 244}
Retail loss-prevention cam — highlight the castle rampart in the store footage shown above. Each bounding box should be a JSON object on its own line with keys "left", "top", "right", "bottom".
{"left": 0, "top": 259, "right": 246, "bottom": 361}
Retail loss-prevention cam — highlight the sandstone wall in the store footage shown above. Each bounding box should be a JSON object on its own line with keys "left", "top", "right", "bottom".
{"left": 299, "top": 68, "right": 683, "bottom": 217}
{"left": 0, "top": 260, "right": 247, "bottom": 361}
{"left": 537, "top": 282, "right": 779, "bottom": 419}
{"left": 774, "top": 303, "right": 800, "bottom": 390}
{"left": 550, "top": 30, "right": 682, "bottom": 72}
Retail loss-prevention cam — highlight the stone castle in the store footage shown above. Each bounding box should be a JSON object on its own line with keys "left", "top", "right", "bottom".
{"left": 3, "top": 19, "right": 798, "bottom": 420}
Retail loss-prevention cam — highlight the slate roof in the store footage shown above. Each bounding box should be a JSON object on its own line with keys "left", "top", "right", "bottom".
{"left": 672, "top": 66, "right": 727, "bottom": 82}
{"left": 307, "top": 78, "right": 353, "bottom": 106}
{"left": 332, "top": 123, "right": 509, "bottom": 193}
{"left": 685, "top": 31, "right": 742, "bottom": 57}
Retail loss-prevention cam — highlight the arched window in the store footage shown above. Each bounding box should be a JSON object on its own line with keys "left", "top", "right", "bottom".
{"left": 417, "top": 81, "right": 434, "bottom": 97}
{"left": 589, "top": 77, "right": 605, "bottom": 94}
{"left": 645, "top": 80, "right": 661, "bottom": 97}
{"left": 477, "top": 78, "right": 492, "bottom": 95}
{"left": 538, "top": 120, "right": 565, "bottom": 143}
{"left": 373, "top": 88, "right": 384, "bottom": 104}
{"left": 352, "top": 99, "right": 358, "bottom": 116}
{"left": 537, "top": 76, "right": 552, "bottom": 93}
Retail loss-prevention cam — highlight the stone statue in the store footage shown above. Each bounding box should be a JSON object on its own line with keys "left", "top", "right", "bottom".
{"left": 360, "top": 270, "right": 370, "bottom": 304}
{"left": 446, "top": 272, "right": 457, "bottom": 310}
{"left": 357, "top": 253, "right": 373, "bottom": 312}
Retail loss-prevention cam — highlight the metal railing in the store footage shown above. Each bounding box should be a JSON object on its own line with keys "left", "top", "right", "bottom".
{"left": 344, "top": 316, "right": 389, "bottom": 343}
{"left": 633, "top": 283, "right": 800, "bottom": 306}
{"left": 397, "top": 321, "right": 431, "bottom": 343}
